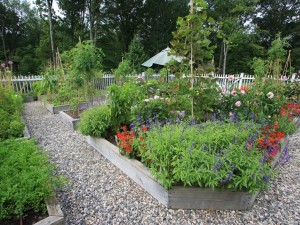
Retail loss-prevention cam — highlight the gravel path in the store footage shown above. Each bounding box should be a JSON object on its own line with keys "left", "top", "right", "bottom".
{"left": 23, "top": 101, "right": 300, "bottom": 225}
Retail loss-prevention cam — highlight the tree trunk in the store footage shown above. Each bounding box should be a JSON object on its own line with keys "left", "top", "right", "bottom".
{"left": 46, "top": 0, "right": 56, "bottom": 67}
{"left": 1, "top": 25, "right": 7, "bottom": 62}
{"left": 218, "top": 40, "right": 223, "bottom": 72}
{"left": 88, "top": 0, "right": 93, "bottom": 42}
{"left": 223, "top": 40, "right": 228, "bottom": 75}
{"left": 190, "top": 0, "right": 194, "bottom": 118}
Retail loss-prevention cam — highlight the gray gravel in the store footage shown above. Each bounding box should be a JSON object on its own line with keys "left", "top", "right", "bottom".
{"left": 23, "top": 101, "right": 300, "bottom": 225}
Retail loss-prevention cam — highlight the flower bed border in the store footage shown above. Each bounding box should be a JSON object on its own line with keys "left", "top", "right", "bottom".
{"left": 33, "top": 196, "right": 65, "bottom": 225}
{"left": 44, "top": 102, "right": 70, "bottom": 114}
{"left": 59, "top": 111, "right": 79, "bottom": 131}
{"left": 86, "top": 136, "right": 288, "bottom": 210}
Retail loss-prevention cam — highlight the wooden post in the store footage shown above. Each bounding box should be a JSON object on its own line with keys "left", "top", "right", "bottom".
{"left": 239, "top": 73, "right": 244, "bottom": 89}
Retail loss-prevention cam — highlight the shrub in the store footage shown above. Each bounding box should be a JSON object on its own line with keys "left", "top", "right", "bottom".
{"left": 0, "top": 139, "right": 65, "bottom": 221}
{"left": 0, "top": 88, "right": 24, "bottom": 139}
{"left": 284, "top": 81, "right": 300, "bottom": 103}
{"left": 78, "top": 105, "right": 111, "bottom": 137}
{"left": 139, "top": 120, "right": 275, "bottom": 193}
{"left": 108, "top": 82, "right": 145, "bottom": 130}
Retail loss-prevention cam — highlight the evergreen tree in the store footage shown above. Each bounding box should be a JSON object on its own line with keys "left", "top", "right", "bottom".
{"left": 124, "top": 35, "right": 148, "bottom": 73}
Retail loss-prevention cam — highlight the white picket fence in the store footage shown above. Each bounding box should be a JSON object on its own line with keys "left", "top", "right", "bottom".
{"left": 1, "top": 73, "right": 299, "bottom": 93}
{"left": 1, "top": 75, "right": 43, "bottom": 93}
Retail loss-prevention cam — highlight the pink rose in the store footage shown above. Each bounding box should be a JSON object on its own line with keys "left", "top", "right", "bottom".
{"left": 240, "top": 90, "right": 245, "bottom": 95}
{"left": 235, "top": 101, "right": 241, "bottom": 107}
{"left": 231, "top": 89, "right": 237, "bottom": 96}
{"left": 222, "top": 85, "right": 226, "bottom": 91}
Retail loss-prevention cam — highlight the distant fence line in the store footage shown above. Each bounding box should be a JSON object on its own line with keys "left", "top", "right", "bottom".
{"left": 1, "top": 73, "right": 299, "bottom": 94}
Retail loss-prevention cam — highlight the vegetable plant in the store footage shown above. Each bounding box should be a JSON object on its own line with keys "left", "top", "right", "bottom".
{"left": 0, "top": 139, "right": 65, "bottom": 222}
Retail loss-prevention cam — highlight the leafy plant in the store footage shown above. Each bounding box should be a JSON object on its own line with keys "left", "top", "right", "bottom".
{"left": 63, "top": 40, "right": 104, "bottom": 113}
{"left": 140, "top": 120, "right": 275, "bottom": 193}
{"left": 0, "top": 139, "right": 65, "bottom": 221}
{"left": 0, "top": 88, "right": 24, "bottom": 139}
{"left": 78, "top": 104, "right": 111, "bottom": 137}
{"left": 108, "top": 82, "right": 145, "bottom": 130}
{"left": 284, "top": 81, "right": 300, "bottom": 102}
{"left": 114, "top": 60, "right": 132, "bottom": 85}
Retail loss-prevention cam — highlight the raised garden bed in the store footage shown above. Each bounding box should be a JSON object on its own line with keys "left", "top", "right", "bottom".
{"left": 86, "top": 136, "right": 288, "bottom": 210}
{"left": 44, "top": 102, "right": 70, "bottom": 114}
{"left": 23, "top": 95, "right": 37, "bottom": 103}
{"left": 59, "top": 110, "right": 80, "bottom": 131}
{"left": 34, "top": 196, "right": 65, "bottom": 225}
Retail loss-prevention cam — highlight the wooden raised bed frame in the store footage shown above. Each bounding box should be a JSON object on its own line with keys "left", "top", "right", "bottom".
{"left": 86, "top": 136, "right": 288, "bottom": 210}
{"left": 59, "top": 111, "right": 80, "bottom": 131}
{"left": 44, "top": 102, "right": 70, "bottom": 115}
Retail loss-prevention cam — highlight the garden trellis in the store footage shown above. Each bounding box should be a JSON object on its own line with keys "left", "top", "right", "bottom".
{"left": 3, "top": 73, "right": 299, "bottom": 93}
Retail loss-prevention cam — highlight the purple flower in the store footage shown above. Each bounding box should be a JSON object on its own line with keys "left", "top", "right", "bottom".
{"left": 220, "top": 171, "right": 233, "bottom": 183}
{"left": 263, "top": 175, "right": 270, "bottom": 182}
{"left": 8, "top": 60, "right": 13, "bottom": 65}
{"left": 1, "top": 63, "right": 5, "bottom": 68}
{"left": 189, "top": 142, "right": 195, "bottom": 155}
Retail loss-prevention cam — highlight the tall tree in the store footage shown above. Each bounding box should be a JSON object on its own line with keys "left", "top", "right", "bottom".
{"left": 103, "top": 0, "right": 144, "bottom": 52}
{"left": 58, "top": 0, "right": 86, "bottom": 45}
{"left": 124, "top": 35, "right": 148, "bottom": 73}
{"left": 206, "top": 0, "right": 258, "bottom": 74}
{"left": 254, "top": 0, "right": 300, "bottom": 70}
{"left": 171, "top": 0, "right": 215, "bottom": 117}
{"left": 139, "top": 0, "right": 189, "bottom": 56}
{"left": 46, "top": 0, "right": 56, "bottom": 66}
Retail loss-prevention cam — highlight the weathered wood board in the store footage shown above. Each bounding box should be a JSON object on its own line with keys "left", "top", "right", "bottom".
{"left": 59, "top": 111, "right": 80, "bottom": 131}
{"left": 44, "top": 102, "right": 70, "bottom": 114}
{"left": 33, "top": 196, "right": 65, "bottom": 225}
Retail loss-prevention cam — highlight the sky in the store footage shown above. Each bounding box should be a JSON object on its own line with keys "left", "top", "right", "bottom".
{"left": 28, "top": 0, "right": 60, "bottom": 14}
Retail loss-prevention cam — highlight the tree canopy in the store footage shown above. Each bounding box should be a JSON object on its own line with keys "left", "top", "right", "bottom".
{"left": 0, "top": 0, "right": 299, "bottom": 74}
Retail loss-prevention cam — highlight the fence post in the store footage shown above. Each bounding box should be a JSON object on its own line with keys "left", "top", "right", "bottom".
{"left": 238, "top": 73, "right": 244, "bottom": 89}
{"left": 291, "top": 73, "right": 296, "bottom": 82}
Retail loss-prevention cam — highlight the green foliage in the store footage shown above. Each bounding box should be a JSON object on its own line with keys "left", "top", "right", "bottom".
{"left": 251, "top": 57, "right": 269, "bottom": 79}
{"left": 267, "top": 35, "right": 290, "bottom": 76}
{"left": 144, "top": 68, "right": 155, "bottom": 81}
{"left": 0, "top": 139, "right": 65, "bottom": 221}
{"left": 131, "top": 97, "right": 170, "bottom": 122}
{"left": 114, "top": 60, "right": 133, "bottom": 85}
{"left": 140, "top": 120, "right": 274, "bottom": 193}
{"left": 108, "top": 83, "right": 145, "bottom": 130}
{"left": 124, "top": 35, "right": 148, "bottom": 73}
{"left": 218, "top": 80, "right": 286, "bottom": 121}
{"left": 276, "top": 114, "right": 298, "bottom": 135}
{"left": 192, "top": 78, "right": 222, "bottom": 120}
{"left": 78, "top": 105, "right": 111, "bottom": 137}
{"left": 284, "top": 82, "right": 300, "bottom": 102}
{"left": 0, "top": 88, "right": 24, "bottom": 139}
{"left": 171, "top": 0, "right": 215, "bottom": 74}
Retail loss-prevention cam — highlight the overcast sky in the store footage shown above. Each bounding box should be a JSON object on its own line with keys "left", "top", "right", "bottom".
{"left": 28, "top": 0, "right": 60, "bottom": 14}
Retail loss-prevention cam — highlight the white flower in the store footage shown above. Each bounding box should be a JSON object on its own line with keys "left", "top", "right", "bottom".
{"left": 144, "top": 99, "right": 150, "bottom": 102}
{"left": 267, "top": 92, "right": 274, "bottom": 99}
{"left": 154, "top": 95, "right": 160, "bottom": 99}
